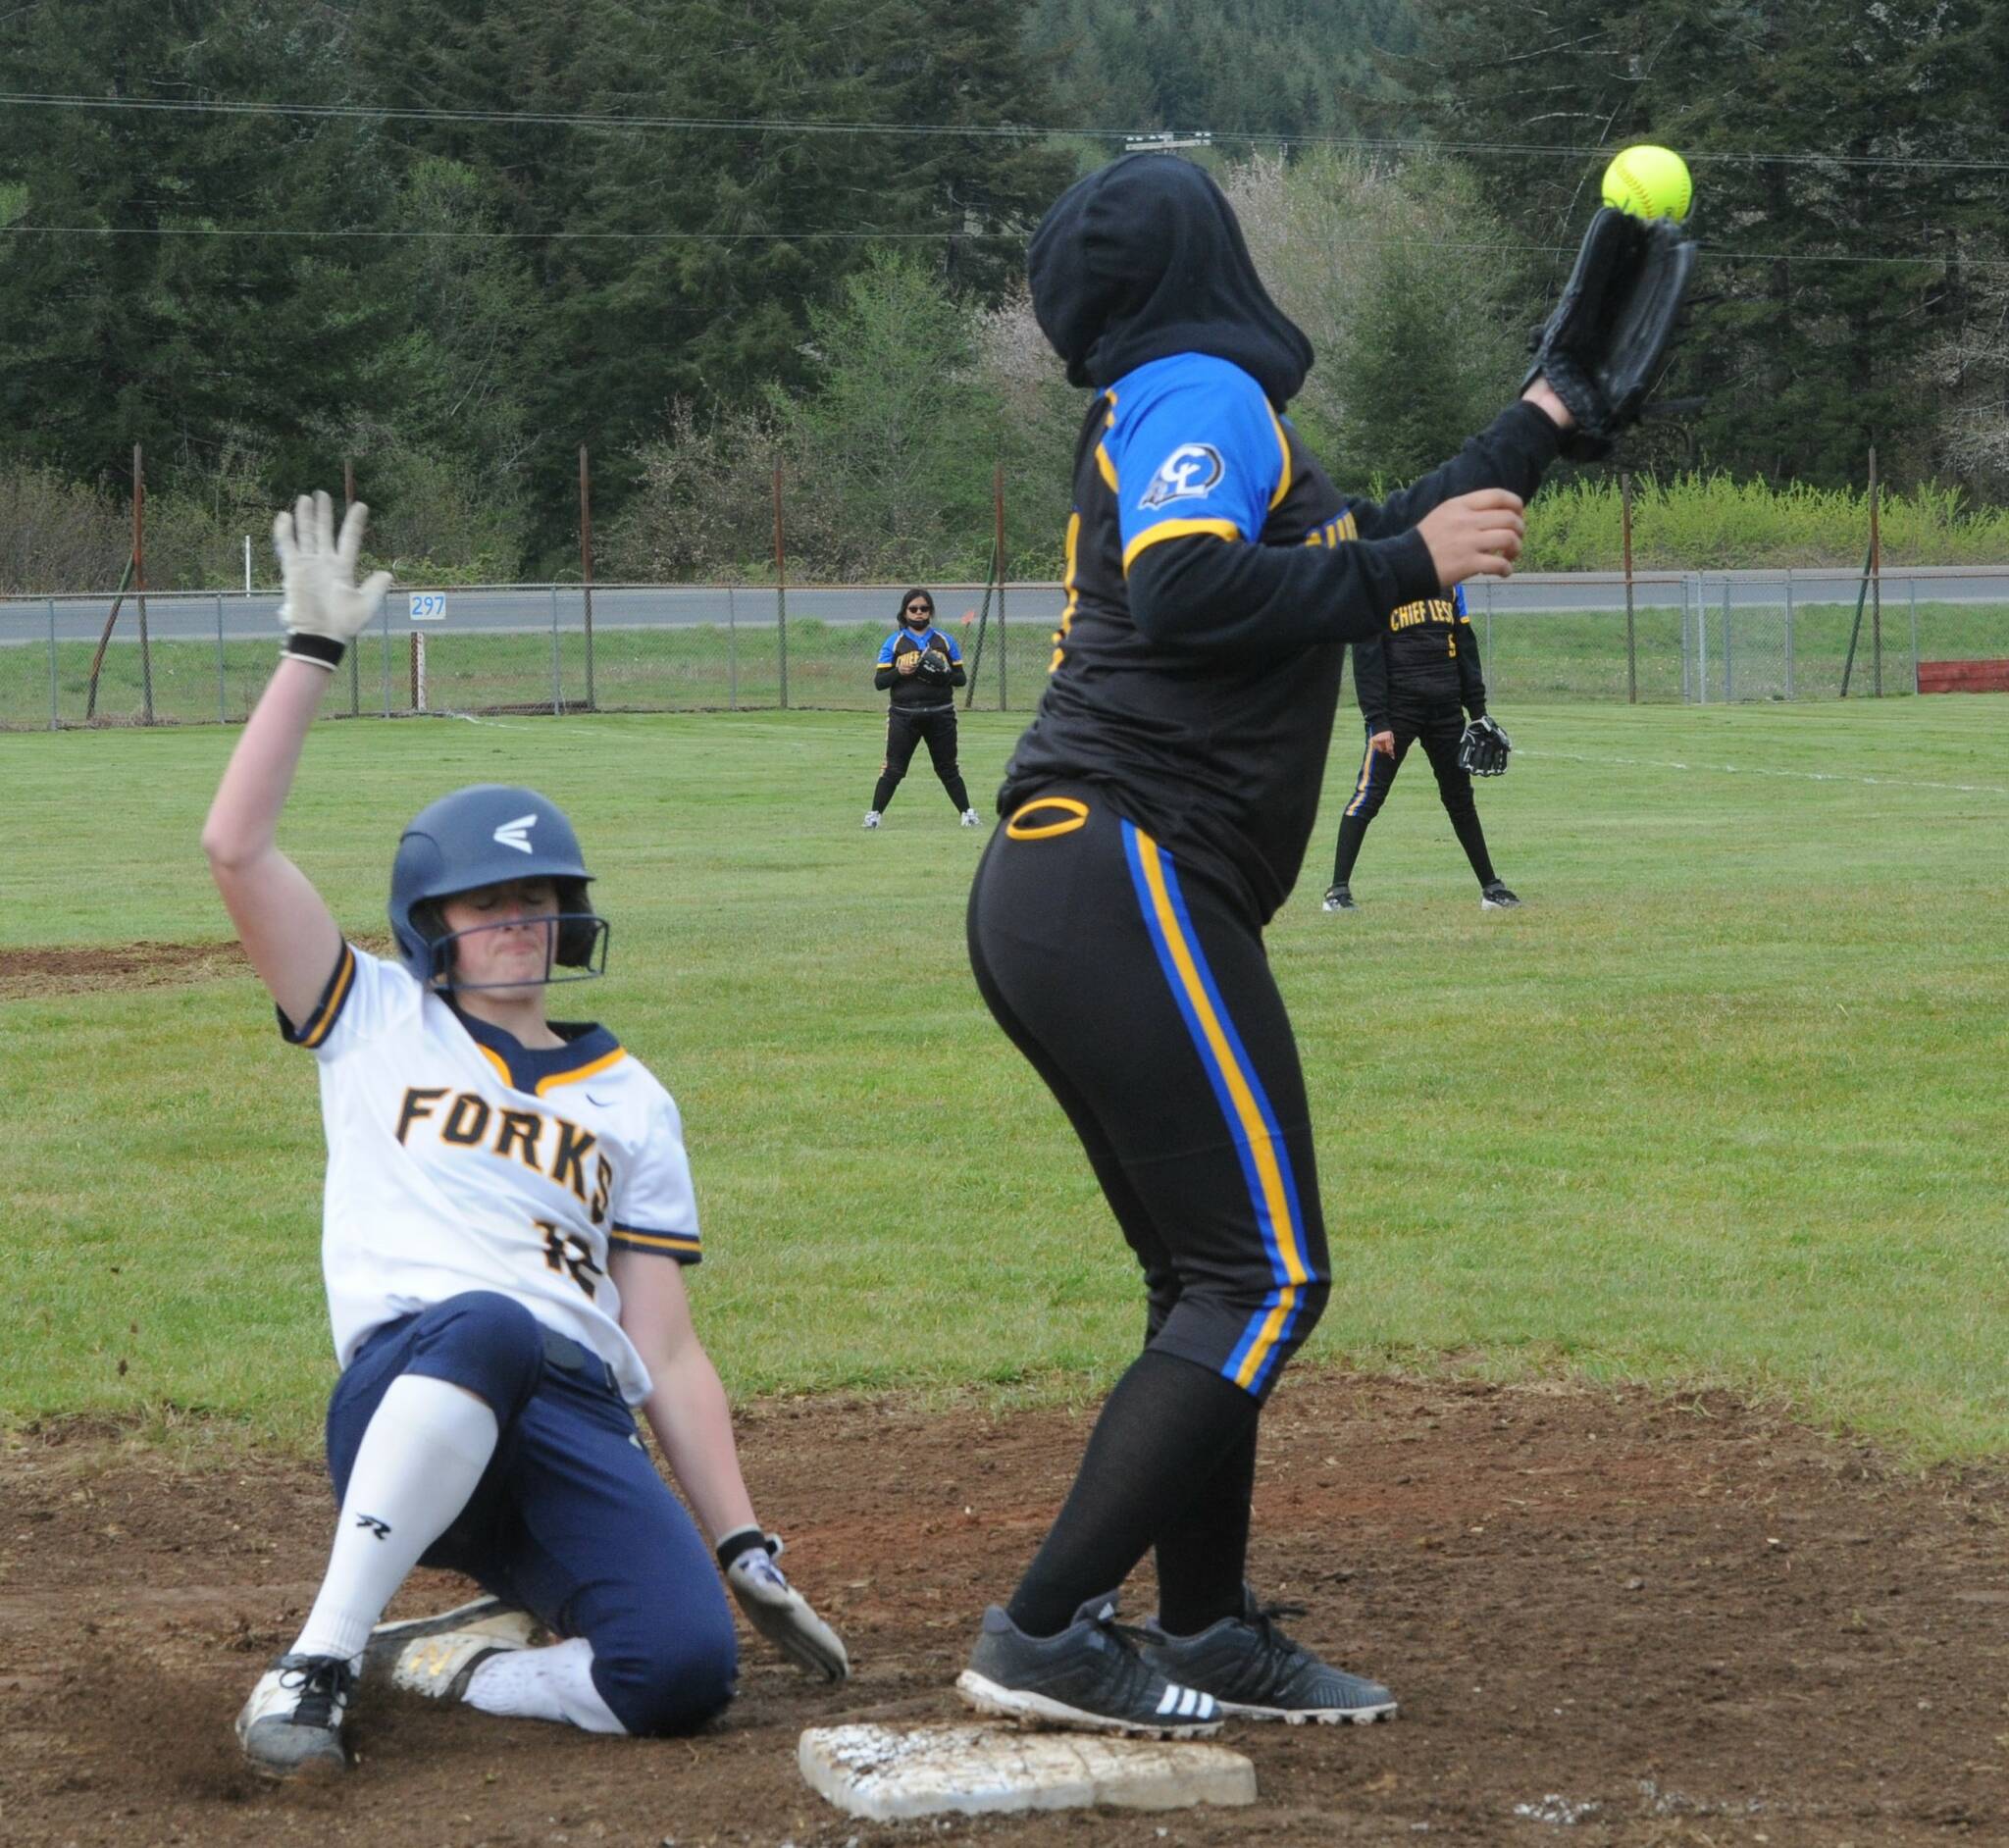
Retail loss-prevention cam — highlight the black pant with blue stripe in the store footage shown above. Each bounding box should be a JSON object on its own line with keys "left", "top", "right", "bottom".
{"left": 968, "top": 785, "right": 1331, "bottom": 1632}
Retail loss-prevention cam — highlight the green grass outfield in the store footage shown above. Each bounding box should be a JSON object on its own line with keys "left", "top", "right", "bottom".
{"left": 3, "top": 699, "right": 2005, "bottom": 1460}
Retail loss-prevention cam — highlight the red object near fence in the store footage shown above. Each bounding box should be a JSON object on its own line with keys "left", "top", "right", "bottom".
{"left": 1918, "top": 659, "right": 2009, "bottom": 693}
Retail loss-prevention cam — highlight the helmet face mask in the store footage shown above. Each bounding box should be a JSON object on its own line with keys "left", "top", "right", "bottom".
{"left": 416, "top": 893, "right": 612, "bottom": 991}
{"left": 389, "top": 787, "right": 609, "bottom": 990}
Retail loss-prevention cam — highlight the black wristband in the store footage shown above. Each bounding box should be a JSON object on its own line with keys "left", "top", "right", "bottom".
{"left": 716, "top": 1526, "right": 772, "bottom": 1570}
{"left": 283, "top": 632, "right": 345, "bottom": 670}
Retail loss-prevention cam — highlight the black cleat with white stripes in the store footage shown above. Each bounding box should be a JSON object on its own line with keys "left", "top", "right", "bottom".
{"left": 956, "top": 1593, "right": 1222, "bottom": 1738}
{"left": 1141, "top": 1586, "right": 1397, "bottom": 1724}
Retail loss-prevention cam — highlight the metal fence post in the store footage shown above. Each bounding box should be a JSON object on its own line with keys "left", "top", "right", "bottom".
{"left": 380, "top": 593, "right": 392, "bottom": 717}
{"left": 727, "top": 585, "right": 739, "bottom": 710}
{"left": 1869, "top": 446, "right": 1882, "bottom": 696}
{"left": 216, "top": 592, "right": 227, "bottom": 723}
{"left": 1784, "top": 572, "right": 1795, "bottom": 700}
{"left": 1622, "top": 470, "right": 1637, "bottom": 703}
{"left": 772, "top": 463, "right": 789, "bottom": 711}
{"left": 134, "top": 443, "right": 154, "bottom": 725}
{"left": 994, "top": 462, "right": 1007, "bottom": 712}
{"left": 47, "top": 597, "right": 59, "bottom": 730}
{"left": 1679, "top": 578, "right": 1690, "bottom": 701}
{"left": 1698, "top": 578, "right": 1709, "bottom": 704}
{"left": 1722, "top": 579, "right": 1733, "bottom": 702}
{"left": 343, "top": 461, "right": 361, "bottom": 716}
{"left": 550, "top": 585, "right": 563, "bottom": 716}
{"left": 1909, "top": 581, "right": 1920, "bottom": 694}
{"left": 580, "top": 445, "right": 596, "bottom": 712}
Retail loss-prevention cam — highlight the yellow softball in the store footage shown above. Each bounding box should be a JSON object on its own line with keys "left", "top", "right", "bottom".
{"left": 1602, "top": 144, "right": 1692, "bottom": 223}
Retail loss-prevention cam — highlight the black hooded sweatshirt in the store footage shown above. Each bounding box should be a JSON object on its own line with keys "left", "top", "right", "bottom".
{"left": 999, "top": 154, "right": 1561, "bottom": 921}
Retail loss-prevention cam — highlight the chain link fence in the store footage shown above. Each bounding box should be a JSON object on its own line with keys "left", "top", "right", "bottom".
{"left": 7, "top": 571, "right": 2009, "bottom": 730}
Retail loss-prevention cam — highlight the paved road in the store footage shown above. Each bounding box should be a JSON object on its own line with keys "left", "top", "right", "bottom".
{"left": 7, "top": 571, "right": 2009, "bottom": 646}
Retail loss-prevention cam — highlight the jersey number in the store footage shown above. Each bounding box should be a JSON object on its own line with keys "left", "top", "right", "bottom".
{"left": 536, "top": 1219, "right": 602, "bottom": 1300}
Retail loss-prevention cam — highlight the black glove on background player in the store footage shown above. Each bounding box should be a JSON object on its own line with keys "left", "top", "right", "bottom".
{"left": 1458, "top": 714, "right": 1512, "bottom": 777}
{"left": 1524, "top": 208, "right": 1696, "bottom": 462}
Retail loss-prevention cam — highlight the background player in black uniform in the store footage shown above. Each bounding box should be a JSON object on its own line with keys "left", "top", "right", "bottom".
{"left": 863, "top": 589, "right": 981, "bottom": 830}
{"left": 1323, "top": 585, "right": 1520, "bottom": 912}
{"left": 954, "top": 154, "right": 1584, "bottom": 1739}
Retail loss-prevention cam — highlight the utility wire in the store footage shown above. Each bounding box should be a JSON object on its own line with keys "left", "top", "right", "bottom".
{"left": 4, "top": 89, "right": 2009, "bottom": 176}
{"left": 0, "top": 223, "right": 1996, "bottom": 271}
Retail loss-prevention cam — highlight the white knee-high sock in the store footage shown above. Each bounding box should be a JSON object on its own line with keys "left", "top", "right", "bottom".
{"left": 462, "top": 1636, "right": 628, "bottom": 1733}
{"left": 290, "top": 1374, "right": 499, "bottom": 1665}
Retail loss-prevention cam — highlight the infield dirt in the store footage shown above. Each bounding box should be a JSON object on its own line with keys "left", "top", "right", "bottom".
{"left": 3, "top": 1373, "right": 2004, "bottom": 1848}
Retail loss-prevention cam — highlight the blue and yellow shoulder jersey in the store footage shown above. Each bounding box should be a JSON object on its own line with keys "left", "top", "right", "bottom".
{"left": 1102, "top": 352, "right": 1299, "bottom": 576}
{"left": 875, "top": 625, "right": 966, "bottom": 706}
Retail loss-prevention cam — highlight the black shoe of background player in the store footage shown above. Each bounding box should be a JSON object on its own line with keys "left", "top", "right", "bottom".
{"left": 1480, "top": 881, "right": 1521, "bottom": 910}
{"left": 1320, "top": 883, "right": 1357, "bottom": 913}
{"left": 1140, "top": 1586, "right": 1397, "bottom": 1725}
{"left": 955, "top": 1593, "right": 1222, "bottom": 1737}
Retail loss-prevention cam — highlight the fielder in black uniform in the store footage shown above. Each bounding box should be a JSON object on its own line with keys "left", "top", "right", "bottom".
{"left": 953, "top": 154, "right": 1579, "bottom": 1740}
{"left": 863, "top": 589, "right": 981, "bottom": 829}
{"left": 1322, "top": 584, "right": 1520, "bottom": 912}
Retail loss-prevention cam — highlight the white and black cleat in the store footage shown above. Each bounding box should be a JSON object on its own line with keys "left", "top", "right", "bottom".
{"left": 363, "top": 1596, "right": 543, "bottom": 1700}
{"left": 235, "top": 1653, "right": 355, "bottom": 1778}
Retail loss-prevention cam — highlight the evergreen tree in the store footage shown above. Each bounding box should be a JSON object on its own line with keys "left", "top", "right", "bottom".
{"left": 766, "top": 248, "right": 1006, "bottom": 580}
{"left": 1221, "top": 151, "right": 1527, "bottom": 483}
{"left": 1025, "top": 0, "right": 1419, "bottom": 144}
{"left": 0, "top": 1, "right": 393, "bottom": 497}
{"left": 1389, "top": 0, "right": 2008, "bottom": 487}
{"left": 348, "top": 0, "right": 1069, "bottom": 568}
{"left": 0, "top": 1, "right": 1071, "bottom": 569}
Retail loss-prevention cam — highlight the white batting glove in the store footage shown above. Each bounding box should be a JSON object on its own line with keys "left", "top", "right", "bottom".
{"left": 273, "top": 490, "right": 392, "bottom": 670}
{"left": 717, "top": 1527, "right": 850, "bottom": 1682}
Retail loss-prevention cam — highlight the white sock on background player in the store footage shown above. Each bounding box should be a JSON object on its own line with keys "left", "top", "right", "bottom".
{"left": 289, "top": 1375, "right": 499, "bottom": 1664}
{"left": 462, "top": 1636, "right": 627, "bottom": 1732}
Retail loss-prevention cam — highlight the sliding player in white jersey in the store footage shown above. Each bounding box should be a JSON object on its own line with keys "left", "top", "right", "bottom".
{"left": 204, "top": 493, "right": 848, "bottom": 1779}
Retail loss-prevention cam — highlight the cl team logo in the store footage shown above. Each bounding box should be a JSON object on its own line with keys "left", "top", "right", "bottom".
{"left": 493, "top": 813, "right": 540, "bottom": 853}
{"left": 1138, "top": 443, "right": 1225, "bottom": 510}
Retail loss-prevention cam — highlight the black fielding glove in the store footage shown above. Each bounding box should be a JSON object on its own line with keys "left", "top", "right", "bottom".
{"left": 1458, "top": 714, "right": 1512, "bottom": 777}
{"left": 1524, "top": 209, "right": 1697, "bottom": 461}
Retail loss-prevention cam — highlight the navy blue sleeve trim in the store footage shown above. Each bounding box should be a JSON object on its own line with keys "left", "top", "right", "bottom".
{"left": 608, "top": 1222, "right": 703, "bottom": 1264}
{"left": 277, "top": 942, "right": 358, "bottom": 1049}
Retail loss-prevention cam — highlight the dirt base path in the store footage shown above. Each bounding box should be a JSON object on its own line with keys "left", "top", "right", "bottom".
{"left": 4, "top": 1374, "right": 2004, "bottom": 1847}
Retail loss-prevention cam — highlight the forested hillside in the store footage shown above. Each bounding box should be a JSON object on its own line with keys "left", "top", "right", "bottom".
{"left": 1387, "top": 0, "right": 2009, "bottom": 488}
{"left": 4, "top": 0, "right": 2007, "bottom": 590}
{"left": 1025, "top": 0, "right": 1417, "bottom": 141}
{"left": 0, "top": 0, "right": 1069, "bottom": 573}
